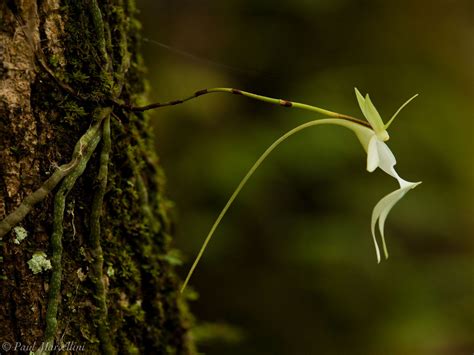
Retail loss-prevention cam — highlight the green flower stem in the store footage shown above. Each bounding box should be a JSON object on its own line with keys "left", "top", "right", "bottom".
{"left": 128, "top": 88, "right": 368, "bottom": 125}
{"left": 181, "top": 117, "right": 369, "bottom": 293}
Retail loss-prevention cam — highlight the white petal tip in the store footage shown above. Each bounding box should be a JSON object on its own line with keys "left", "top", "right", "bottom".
{"left": 374, "top": 246, "right": 381, "bottom": 263}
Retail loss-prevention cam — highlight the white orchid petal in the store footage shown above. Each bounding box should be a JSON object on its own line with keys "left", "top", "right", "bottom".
{"left": 353, "top": 126, "right": 374, "bottom": 153}
{"left": 354, "top": 88, "right": 390, "bottom": 140}
{"left": 371, "top": 181, "right": 421, "bottom": 261}
{"left": 370, "top": 220, "right": 382, "bottom": 263}
{"left": 364, "top": 94, "right": 385, "bottom": 133}
{"left": 321, "top": 117, "right": 376, "bottom": 155}
{"left": 397, "top": 177, "right": 413, "bottom": 189}
{"left": 367, "top": 135, "right": 379, "bottom": 172}
{"left": 355, "top": 87, "right": 368, "bottom": 118}
{"left": 375, "top": 140, "right": 398, "bottom": 178}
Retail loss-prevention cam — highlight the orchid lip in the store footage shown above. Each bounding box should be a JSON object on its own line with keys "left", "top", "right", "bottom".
{"left": 371, "top": 180, "right": 421, "bottom": 262}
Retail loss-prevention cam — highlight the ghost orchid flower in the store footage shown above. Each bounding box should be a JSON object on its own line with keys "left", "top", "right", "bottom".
{"left": 354, "top": 88, "right": 421, "bottom": 262}
{"left": 180, "top": 88, "right": 421, "bottom": 292}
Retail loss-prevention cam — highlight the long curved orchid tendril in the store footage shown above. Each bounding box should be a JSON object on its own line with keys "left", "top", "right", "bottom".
{"left": 180, "top": 118, "right": 369, "bottom": 293}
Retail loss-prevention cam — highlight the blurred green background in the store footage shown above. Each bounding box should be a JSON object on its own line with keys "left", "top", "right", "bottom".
{"left": 136, "top": 1, "right": 473, "bottom": 354}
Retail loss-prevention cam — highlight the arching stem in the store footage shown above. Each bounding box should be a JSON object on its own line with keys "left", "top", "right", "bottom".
{"left": 181, "top": 118, "right": 369, "bottom": 293}
{"left": 128, "top": 88, "right": 369, "bottom": 126}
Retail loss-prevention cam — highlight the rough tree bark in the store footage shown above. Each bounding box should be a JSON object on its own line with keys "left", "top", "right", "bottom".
{"left": 0, "top": 1, "right": 195, "bottom": 353}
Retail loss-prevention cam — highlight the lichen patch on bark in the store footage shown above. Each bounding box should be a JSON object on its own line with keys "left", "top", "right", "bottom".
{"left": 0, "top": 1, "right": 196, "bottom": 353}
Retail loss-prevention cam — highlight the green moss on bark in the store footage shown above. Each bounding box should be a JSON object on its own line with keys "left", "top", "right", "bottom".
{"left": 1, "top": 1, "right": 196, "bottom": 353}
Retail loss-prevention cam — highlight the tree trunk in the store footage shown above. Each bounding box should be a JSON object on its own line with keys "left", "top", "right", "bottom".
{"left": 0, "top": 1, "right": 195, "bottom": 353}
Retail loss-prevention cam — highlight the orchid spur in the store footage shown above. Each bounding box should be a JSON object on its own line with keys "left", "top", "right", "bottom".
{"left": 147, "top": 87, "right": 422, "bottom": 292}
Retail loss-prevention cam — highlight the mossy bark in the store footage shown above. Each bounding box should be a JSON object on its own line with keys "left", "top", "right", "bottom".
{"left": 0, "top": 1, "right": 196, "bottom": 353}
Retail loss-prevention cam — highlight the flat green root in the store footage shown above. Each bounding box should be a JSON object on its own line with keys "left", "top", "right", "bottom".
{"left": 0, "top": 108, "right": 111, "bottom": 239}
{"left": 39, "top": 109, "right": 110, "bottom": 354}
{"left": 89, "top": 115, "right": 115, "bottom": 355}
